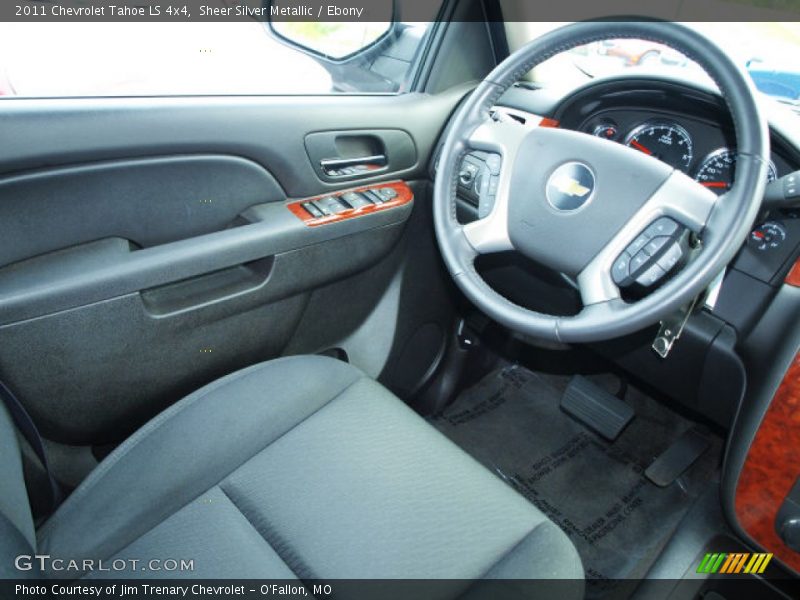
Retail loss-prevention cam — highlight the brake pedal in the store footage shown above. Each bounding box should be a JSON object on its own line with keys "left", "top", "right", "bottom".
{"left": 645, "top": 427, "right": 711, "bottom": 487}
{"left": 560, "top": 375, "right": 634, "bottom": 441}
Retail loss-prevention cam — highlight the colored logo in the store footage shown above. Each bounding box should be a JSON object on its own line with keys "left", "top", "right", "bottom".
{"left": 546, "top": 162, "right": 595, "bottom": 211}
{"left": 696, "top": 552, "right": 773, "bottom": 575}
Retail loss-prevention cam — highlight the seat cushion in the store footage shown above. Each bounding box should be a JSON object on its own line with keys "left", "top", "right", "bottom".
{"left": 37, "top": 356, "right": 583, "bottom": 586}
{"left": 0, "top": 403, "right": 37, "bottom": 578}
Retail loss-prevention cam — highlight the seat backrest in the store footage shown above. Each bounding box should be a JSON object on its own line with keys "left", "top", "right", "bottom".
{"left": 0, "top": 402, "right": 37, "bottom": 577}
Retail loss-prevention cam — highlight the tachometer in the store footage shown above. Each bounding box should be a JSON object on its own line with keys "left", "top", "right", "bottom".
{"left": 694, "top": 148, "right": 778, "bottom": 195}
{"left": 624, "top": 121, "right": 693, "bottom": 172}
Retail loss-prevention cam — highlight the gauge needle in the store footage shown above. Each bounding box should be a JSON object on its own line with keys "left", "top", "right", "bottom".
{"left": 629, "top": 140, "right": 652, "bottom": 155}
{"left": 701, "top": 182, "right": 728, "bottom": 189}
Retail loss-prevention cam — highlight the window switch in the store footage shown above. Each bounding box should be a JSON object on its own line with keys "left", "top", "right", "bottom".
{"left": 302, "top": 202, "right": 324, "bottom": 218}
{"left": 315, "top": 196, "right": 349, "bottom": 214}
{"left": 362, "top": 190, "right": 384, "bottom": 204}
{"left": 341, "top": 192, "right": 371, "bottom": 209}
{"left": 377, "top": 187, "right": 398, "bottom": 200}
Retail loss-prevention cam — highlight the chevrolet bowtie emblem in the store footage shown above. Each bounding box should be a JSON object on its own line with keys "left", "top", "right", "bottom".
{"left": 546, "top": 162, "right": 595, "bottom": 211}
{"left": 551, "top": 175, "right": 591, "bottom": 198}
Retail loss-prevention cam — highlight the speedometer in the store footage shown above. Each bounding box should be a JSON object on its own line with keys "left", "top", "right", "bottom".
{"left": 624, "top": 121, "right": 694, "bottom": 172}
{"left": 694, "top": 148, "right": 778, "bottom": 195}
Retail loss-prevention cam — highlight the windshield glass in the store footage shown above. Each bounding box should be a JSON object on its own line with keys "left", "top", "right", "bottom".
{"left": 526, "top": 23, "right": 800, "bottom": 115}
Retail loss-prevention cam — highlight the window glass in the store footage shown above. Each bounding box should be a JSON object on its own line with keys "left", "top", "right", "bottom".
{"left": 0, "top": 19, "right": 433, "bottom": 97}
{"left": 519, "top": 22, "right": 800, "bottom": 118}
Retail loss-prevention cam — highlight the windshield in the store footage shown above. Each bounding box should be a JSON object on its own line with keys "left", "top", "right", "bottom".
{"left": 525, "top": 23, "right": 800, "bottom": 115}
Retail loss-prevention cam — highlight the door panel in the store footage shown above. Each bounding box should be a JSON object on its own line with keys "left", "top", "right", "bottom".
{"left": 0, "top": 189, "right": 412, "bottom": 324}
{"left": 0, "top": 89, "right": 466, "bottom": 444}
{"left": 0, "top": 155, "right": 283, "bottom": 268}
{"left": 0, "top": 91, "right": 464, "bottom": 197}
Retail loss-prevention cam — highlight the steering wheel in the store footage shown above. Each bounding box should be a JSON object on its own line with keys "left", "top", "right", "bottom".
{"left": 433, "top": 21, "right": 770, "bottom": 343}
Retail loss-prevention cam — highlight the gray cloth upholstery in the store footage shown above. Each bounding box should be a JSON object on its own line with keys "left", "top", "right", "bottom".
{"left": 5, "top": 356, "right": 582, "bottom": 587}
{"left": 0, "top": 403, "right": 37, "bottom": 578}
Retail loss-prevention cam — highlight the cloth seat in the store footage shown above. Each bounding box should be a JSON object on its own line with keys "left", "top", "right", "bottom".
{"left": 1, "top": 356, "right": 583, "bottom": 592}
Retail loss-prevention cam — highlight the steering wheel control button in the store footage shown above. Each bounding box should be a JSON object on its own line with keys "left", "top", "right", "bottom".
{"left": 636, "top": 264, "right": 667, "bottom": 287}
{"left": 488, "top": 175, "right": 500, "bottom": 196}
{"left": 459, "top": 163, "right": 479, "bottom": 186}
{"left": 645, "top": 217, "right": 680, "bottom": 238}
{"left": 787, "top": 174, "right": 798, "bottom": 199}
{"left": 456, "top": 152, "right": 502, "bottom": 217}
{"left": 546, "top": 162, "right": 596, "bottom": 212}
{"left": 644, "top": 236, "right": 670, "bottom": 257}
{"left": 629, "top": 234, "right": 650, "bottom": 254}
{"left": 612, "top": 252, "right": 632, "bottom": 285}
{"left": 478, "top": 194, "right": 495, "bottom": 219}
{"left": 657, "top": 243, "right": 684, "bottom": 272}
{"left": 485, "top": 153, "right": 502, "bottom": 175}
{"left": 630, "top": 250, "right": 650, "bottom": 273}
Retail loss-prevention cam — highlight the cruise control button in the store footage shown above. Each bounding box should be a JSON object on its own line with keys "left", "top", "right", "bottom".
{"left": 644, "top": 236, "right": 670, "bottom": 257}
{"left": 628, "top": 233, "right": 650, "bottom": 254}
{"left": 488, "top": 175, "right": 500, "bottom": 196}
{"left": 636, "top": 264, "right": 667, "bottom": 287}
{"left": 485, "top": 153, "right": 502, "bottom": 175}
{"left": 657, "top": 243, "right": 684, "bottom": 272}
{"left": 478, "top": 194, "right": 495, "bottom": 219}
{"left": 612, "top": 252, "right": 632, "bottom": 285}
{"left": 645, "top": 217, "right": 680, "bottom": 238}
{"left": 630, "top": 249, "right": 650, "bottom": 275}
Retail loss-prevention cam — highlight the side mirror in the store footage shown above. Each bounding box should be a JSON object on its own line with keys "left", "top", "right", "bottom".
{"left": 267, "top": 0, "right": 394, "bottom": 61}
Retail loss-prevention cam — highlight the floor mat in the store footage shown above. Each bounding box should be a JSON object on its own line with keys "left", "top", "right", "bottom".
{"left": 430, "top": 364, "right": 721, "bottom": 596}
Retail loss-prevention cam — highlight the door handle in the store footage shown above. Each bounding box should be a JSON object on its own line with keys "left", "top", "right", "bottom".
{"left": 320, "top": 155, "right": 387, "bottom": 177}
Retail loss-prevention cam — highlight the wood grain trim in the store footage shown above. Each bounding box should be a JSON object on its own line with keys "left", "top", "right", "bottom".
{"left": 786, "top": 258, "right": 800, "bottom": 287}
{"left": 287, "top": 181, "right": 413, "bottom": 227}
{"left": 735, "top": 352, "right": 800, "bottom": 574}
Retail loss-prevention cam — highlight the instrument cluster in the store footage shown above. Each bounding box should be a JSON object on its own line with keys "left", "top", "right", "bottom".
{"left": 583, "top": 115, "right": 779, "bottom": 195}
